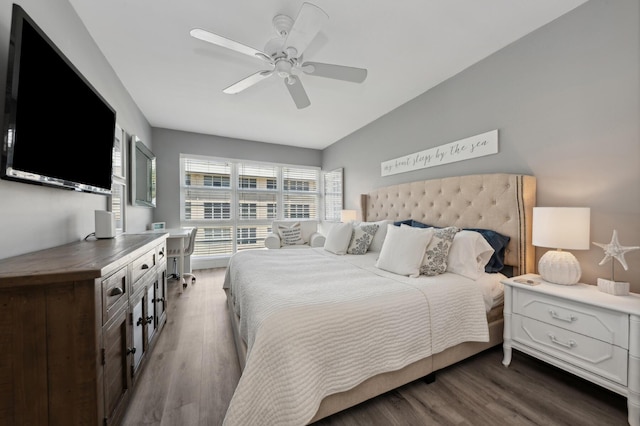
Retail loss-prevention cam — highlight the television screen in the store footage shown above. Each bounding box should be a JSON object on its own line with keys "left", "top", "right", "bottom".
{"left": 1, "top": 4, "right": 116, "bottom": 195}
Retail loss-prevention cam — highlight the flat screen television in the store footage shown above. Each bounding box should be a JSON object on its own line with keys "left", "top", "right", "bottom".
{"left": 1, "top": 4, "right": 116, "bottom": 195}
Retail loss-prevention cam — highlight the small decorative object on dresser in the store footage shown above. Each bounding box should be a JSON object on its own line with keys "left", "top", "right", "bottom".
{"left": 502, "top": 274, "right": 640, "bottom": 426}
{"left": 593, "top": 229, "right": 639, "bottom": 296}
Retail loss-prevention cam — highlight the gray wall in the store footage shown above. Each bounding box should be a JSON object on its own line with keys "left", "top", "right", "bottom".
{"left": 324, "top": 0, "right": 640, "bottom": 292}
{"left": 151, "top": 128, "right": 322, "bottom": 229}
{"left": 0, "top": 0, "right": 154, "bottom": 259}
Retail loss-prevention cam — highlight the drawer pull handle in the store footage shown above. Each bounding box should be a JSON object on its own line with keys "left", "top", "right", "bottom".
{"left": 548, "top": 333, "right": 576, "bottom": 349}
{"left": 158, "top": 250, "right": 165, "bottom": 258}
{"left": 141, "top": 264, "right": 150, "bottom": 270}
{"left": 549, "top": 310, "right": 576, "bottom": 323}
{"left": 108, "top": 287, "right": 124, "bottom": 297}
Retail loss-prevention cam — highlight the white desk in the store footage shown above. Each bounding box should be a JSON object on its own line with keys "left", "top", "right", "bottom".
{"left": 144, "top": 227, "right": 194, "bottom": 292}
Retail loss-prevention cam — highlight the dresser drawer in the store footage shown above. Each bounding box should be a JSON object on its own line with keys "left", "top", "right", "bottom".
{"left": 513, "top": 314, "right": 628, "bottom": 385}
{"left": 101, "top": 266, "right": 128, "bottom": 324}
{"left": 513, "top": 289, "right": 629, "bottom": 349}
{"left": 131, "top": 249, "right": 156, "bottom": 284}
{"left": 156, "top": 242, "right": 167, "bottom": 266}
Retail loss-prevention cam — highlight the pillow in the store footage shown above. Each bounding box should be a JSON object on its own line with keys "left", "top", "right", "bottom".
{"left": 277, "top": 222, "right": 305, "bottom": 246}
{"left": 376, "top": 224, "right": 433, "bottom": 277}
{"left": 419, "top": 226, "right": 459, "bottom": 276}
{"left": 393, "top": 219, "right": 414, "bottom": 227}
{"left": 324, "top": 221, "right": 354, "bottom": 255}
{"left": 394, "top": 219, "right": 432, "bottom": 229}
{"left": 464, "top": 228, "right": 511, "bottom": 272}
{"left": 347, "top": 223, "right": 379, "bottom": 255}
{"left": 356, "top": 219, "right": 393, "bottom": 252}
{"left": 446, "top": 230, "right": 495, "bottom": 280}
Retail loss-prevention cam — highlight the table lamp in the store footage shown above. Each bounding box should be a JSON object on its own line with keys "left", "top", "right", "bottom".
{"left": 340, "top": 209, "right": 357, "bottom": 223}
{"left": 532, "top": 207, "right": 591, "bottom": 285}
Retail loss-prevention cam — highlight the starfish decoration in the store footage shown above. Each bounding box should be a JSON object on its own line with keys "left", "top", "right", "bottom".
{"left": 592, "top": 229, "right": 640, "bottom": 271}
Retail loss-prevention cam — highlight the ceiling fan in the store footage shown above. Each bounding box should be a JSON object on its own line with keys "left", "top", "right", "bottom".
{"left": 190, "top": 2, "right": 367, "bottom": 109}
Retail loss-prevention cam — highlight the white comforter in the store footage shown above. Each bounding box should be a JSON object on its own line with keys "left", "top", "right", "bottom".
{"left": 222, "top": 248, "right": 490, "bottom": 426}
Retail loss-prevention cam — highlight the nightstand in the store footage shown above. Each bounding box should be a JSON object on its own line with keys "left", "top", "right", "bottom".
{"left": 502, "top": 274, "right": 640, "bottom": 426}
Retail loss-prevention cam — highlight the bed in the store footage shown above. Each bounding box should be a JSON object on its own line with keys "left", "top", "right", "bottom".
{"left": 222, "top": 173, "right": 536, "bottom": 425}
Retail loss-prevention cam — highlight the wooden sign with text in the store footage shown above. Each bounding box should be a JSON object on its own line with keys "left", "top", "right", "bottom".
{"left": 381, "top": 130, "right": 499, "bottom": 177}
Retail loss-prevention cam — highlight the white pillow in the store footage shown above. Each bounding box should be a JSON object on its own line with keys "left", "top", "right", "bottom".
{"left": 375, "top": 224, "right": 433, "bottom": 277}
{"left": 277, "top": 222, "right": 305, "bottom": 246}
{"left": 347, "top": 223, "right": 379, "bottom": 255}
{"left": 324, "top": 222, "right": 353, "bottom": 255}
{"left": 447, "top": 230, "right": 495, "bottom": 280}
{"left": 357, "top": 219, "right": 393, "bottom": 252}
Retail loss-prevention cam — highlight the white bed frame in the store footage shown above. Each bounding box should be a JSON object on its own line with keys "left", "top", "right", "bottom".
{"left": 226, "top": 173, "right": 536, "bottom": 424}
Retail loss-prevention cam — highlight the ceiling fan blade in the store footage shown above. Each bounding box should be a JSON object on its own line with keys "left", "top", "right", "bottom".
{"left": 223, "top": 70, "right": 274, "bottom": 94}
{"left": 301, "top": 62, "right": 367, "bottom": 83}
{"left": 190, "top": 28, "right": 271, "bottom": 61}
{"left": 284, "top": 76, "right": 311, "bottom": 109}
{"left": 283, "top": 3, "right": 328, "bottom": 57}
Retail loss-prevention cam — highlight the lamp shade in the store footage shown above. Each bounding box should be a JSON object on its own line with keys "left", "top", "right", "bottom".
{"left": 340, "top": 210, "right": 357, "bottom": 223}
{"left": 532, "top": 207, "right": 591, "bottom": 250}
{"left": 533, "top": 207, "right": 590, "bottom": 285}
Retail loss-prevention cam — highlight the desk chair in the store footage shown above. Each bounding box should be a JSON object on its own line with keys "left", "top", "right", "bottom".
{"left": 168, "top": 227, "right": 198, "bottom": 289}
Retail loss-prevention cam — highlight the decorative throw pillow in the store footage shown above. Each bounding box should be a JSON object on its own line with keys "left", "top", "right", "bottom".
{"left": 446, "top": 230, "right": 495, "bottom": 280}
{"left": 419, "top": 226, "right": 460, "bottom": 276}
{"left": 376, "top": 224, "right": 434, "bottom": 277}
{"left": 323, "top": 221, "right": 354, "bottom": 255}
{"left": 347, "top": 224, "right": 379, "bottom": 255}
{"left": 277, "top": 222, "right": 305, "bottom": 246}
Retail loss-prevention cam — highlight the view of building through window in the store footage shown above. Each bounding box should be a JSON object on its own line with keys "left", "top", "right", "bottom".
{"left": 180, "top": 156, "right": 341, "bottom": 258}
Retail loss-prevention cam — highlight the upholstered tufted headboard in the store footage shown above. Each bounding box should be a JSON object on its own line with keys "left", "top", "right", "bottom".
{"left": 360, "top": 173, "right": 536, "bottom": 276}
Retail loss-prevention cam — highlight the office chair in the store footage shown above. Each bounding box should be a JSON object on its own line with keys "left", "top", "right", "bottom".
{"left": 168, "top": 227, "right": 198, "bottom": 289}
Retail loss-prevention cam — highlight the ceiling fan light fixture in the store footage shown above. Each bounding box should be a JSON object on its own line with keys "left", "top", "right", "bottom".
{"left": 272, "top": 14, "right": 294, "bottom": 37}
{"left": 286, "top": 75, "right": 297, "bottom": 85}
{"left": 276, "top": 60, "right": 292, "bottom": 78}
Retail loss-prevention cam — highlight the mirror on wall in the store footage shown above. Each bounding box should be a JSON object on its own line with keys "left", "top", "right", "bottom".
{"left": 130, "top": 135, "right": 156, "bottom": 208}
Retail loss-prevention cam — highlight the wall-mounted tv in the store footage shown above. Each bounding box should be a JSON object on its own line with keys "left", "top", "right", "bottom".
{"left": 1, "top": 4, "right": 116, "bottom": 195}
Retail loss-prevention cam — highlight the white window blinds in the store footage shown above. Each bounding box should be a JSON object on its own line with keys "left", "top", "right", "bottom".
{"left": 180, "top": 155, "right": 322, "bottom": 257}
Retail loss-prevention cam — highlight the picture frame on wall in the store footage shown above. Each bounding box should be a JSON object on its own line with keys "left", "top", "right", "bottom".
{"left": 112, "top": 123, "right": 125, "bottom": 179}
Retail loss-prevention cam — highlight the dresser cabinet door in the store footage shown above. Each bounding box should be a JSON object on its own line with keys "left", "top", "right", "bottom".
{"left": 154, "top": 267, "right": 168, "bottom": 330}
{"left": 131, "top": 291, "right": 145, "bottom": 373}
{"left": 103, "top": 303, "right": 131, "bottom": 425}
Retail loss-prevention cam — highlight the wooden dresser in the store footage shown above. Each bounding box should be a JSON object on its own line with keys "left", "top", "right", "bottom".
{"left": 0, "top": 233, "right": 168, "bottom": 426}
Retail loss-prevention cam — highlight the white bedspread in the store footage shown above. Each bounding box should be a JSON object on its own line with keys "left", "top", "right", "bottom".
{"left": 222, "top": 248, "right": 490, "bottom": 426}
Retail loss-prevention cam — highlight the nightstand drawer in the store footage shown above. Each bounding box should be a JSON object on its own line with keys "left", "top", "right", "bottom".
{"left": 513, "top": 314, "right": 628, "bottom": 385}
{"left": 513, "top": 289, "right": 629, "bottom": 349}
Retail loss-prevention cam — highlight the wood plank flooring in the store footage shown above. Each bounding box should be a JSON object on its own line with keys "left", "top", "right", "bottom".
{"left": 122, "top": 268, "right": 628, "bottom": 426}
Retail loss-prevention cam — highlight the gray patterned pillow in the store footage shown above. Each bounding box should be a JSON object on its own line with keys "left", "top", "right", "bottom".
{"left": 347, "top": 224, "right": 379, "bottom": 255}
{"left": 420, "top": 226, "right": 460, "bottom": 276}
{"left": 278, "top": 222, "right": 305, "bottom": 246}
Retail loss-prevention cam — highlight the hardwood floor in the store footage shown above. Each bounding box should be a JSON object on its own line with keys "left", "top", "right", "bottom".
{"left": 122, "top": 268, "right": 628, "bottom": 426}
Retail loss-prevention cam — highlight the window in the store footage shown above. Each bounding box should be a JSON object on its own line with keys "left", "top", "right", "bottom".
{"left": 239, "top": 203, "right": 257, "bottom": 220}
{"left": 204, "top": 202, "right": 231, "bottom": 220}
{"left": 237, "top": 227, "right": 257, "bottom": 245}
{"left": 239, "top": 177, "right": 257, "bottom": 188}
{"left": 324, "top": 168, "right": 343, "bottom": 221}
{"left": 204, "top": 175, "right": 230, "bottom": 187}
{"left": 285, "top": 204, "right": 310, "bottom": 218}
{"left": 284, "top": 180, "right": 309, "bottom": 191}
{"left": 180, "top": 155, "right": 321, "bottom": 258}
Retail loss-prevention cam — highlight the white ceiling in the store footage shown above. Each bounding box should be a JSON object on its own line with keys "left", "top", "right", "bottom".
{"left": 68, "top": 0, "right": 588, "bottom": 150}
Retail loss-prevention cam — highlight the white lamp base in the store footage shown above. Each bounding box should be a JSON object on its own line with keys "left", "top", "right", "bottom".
{"left": 538, "top": 250, "right": 581, "bottom": 285}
